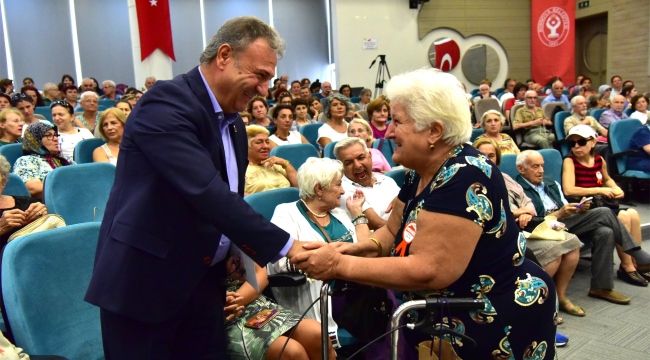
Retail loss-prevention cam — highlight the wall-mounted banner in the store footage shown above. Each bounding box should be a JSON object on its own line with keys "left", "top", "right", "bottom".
{"left": 531, "top": 0, "right": 575, "bottom": 85}
{"left": 135, "top": 0, "right": 176, "bottom": 61}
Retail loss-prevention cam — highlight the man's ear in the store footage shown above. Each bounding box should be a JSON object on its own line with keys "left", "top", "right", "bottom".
{"left": 215, "top": 44, "right": 233, "bottom": 70}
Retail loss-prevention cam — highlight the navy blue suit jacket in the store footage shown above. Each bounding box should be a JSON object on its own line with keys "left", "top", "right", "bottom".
{"left": 85, "top": 67, "right": 289, "bottom": 323}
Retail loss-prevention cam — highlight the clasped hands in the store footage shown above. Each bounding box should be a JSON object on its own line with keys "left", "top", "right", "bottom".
{"left": 0, "top": 202, "right": 47, "bottom": 233}
{"left": 287, "top": 239, "right": 355, "bottom": 281}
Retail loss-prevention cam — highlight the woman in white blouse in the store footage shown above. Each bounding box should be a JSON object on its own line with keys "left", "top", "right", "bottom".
{"left": 51, "top": 100, "right": 94, "bottom": 163}
{"left": 317, "top": 94, "right": 350, "bottom": 149}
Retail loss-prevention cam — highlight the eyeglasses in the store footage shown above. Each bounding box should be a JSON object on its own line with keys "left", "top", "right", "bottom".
{"left": 42, "top": 132, "right": 59, "bottom": 140}
{"left": 568, "top": 138, "right": 589, "bottom": 147}
{"left": 525, "top": 96, "right": 537, "bottom": 99}
{"left": 10, "top": 93, "right": 30, "bottom": 105}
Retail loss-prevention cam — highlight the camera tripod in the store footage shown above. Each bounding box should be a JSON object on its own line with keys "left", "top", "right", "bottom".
{"left": 369, "top": 54, "right": 391, "bottom": 96}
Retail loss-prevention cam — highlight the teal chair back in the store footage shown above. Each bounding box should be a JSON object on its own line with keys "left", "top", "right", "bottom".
{"left": 554, "top": 111, "right": 571, "bottom": 157}
{"left": 269, "top": 144, "right": 319, "bottom": 170}
{"left": 98, "top": 99, "right": 115, "bottom": 108}
{"left": 385, "top": 168, "right": 406, "bottom": 188}
{"left": 0, "top": 143, "right": 23, "bottom": 170}
{"left": 499, "top": 154, "right": 518, "bottom": 179}
{"left": 1, "top": 222, "right": 103, "bottom": 358}
{"left": 3, "top": 173, "right": 29, "bottom": 197}
{"left": 625, "top": 107, "right": 634, "bottom": 116}
{"left": 609, "top": 119, "right": 650, "bottom": 179}
{"left": 34, "top": 106, "right": 52, "bottom": 121}
{"left": 590, "top": 108, "right": 605, "bottom": 121}
{"left": 245, "top": 187, "right": 300, "bottom": 220}
{"left": 299, "top": 123, "right": 323, "bottom": 149}
{"left": 44, "top": 163, "right": 116, "bottom": 224}
{"left": 539, "top": 148, "right": 563, "bottom": 184}
{"left": 323, "top": 141, "right": 337, "bottom": 159}
{"left": 74, "top": 138, "right": 106, "bottom": 164}
{"left": 372, "top": 138, "right": 397, "bottom": 167}
{"left": 470, "top": 128, "right": 484, "bottom": 142}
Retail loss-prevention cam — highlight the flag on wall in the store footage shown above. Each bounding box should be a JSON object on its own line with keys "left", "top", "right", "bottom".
{"left": 531, "top": 0, "right": 575, "bottom": 86}
{"left": 135, "top": 0, "right": 176, "bottom": 61}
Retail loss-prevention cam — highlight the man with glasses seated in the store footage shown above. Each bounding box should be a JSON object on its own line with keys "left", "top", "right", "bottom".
{"left": 515, "top": 150, "right": 650, "bottom": 305}
{"left": 514, "top": 90, "right": 555, "bottom": 148}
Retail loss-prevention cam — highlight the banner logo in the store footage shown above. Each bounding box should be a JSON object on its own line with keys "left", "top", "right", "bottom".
{"left": 428, "top": 38, "right": 461, "bottom": 72}
{"left": 536, "top": 7, "right": 570, "bottom": 47}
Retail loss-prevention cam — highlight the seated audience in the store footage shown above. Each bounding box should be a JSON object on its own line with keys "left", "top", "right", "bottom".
{"left": 503, "top": 82, "right": 527, "bottom": 120}
{"left": 516, "top": 150, "right": 650, "bottom": 304}
{"left": 475, "top": 109, "right": 520, "bottom": 155}
{"left": 245, "top": 125, "right": 297, "bottom": 195}
{"left": 62, "top": 85, "right": 79, "bottom": 110}
{"left": 577, "top": 76, "right": 596, "bottom": 99}
{"left": 334, "top": 137, "right": 399, "bottom": 230}
{"left": 12, "top": 93, "right": 41, "bottom": 132}
{"left": 93, "top": 108, "right": 126, "bottom": 165}
{"left": 299, "top": 86, "right": 311, "bottom": 101}
{"left": 347, "top": 119, "right": 391, "bottom": 172}
{"left": 268, "top": 157, "right": 375, "bottom": 349}
{"left": 629, "top": 94, "right": 649, "bottom": 125}
{"left": 562, "top": 125, "right": 647, "bottom": 286}
{"left": 599, "top": 94, "right": 629, "bottom": 128}
{"left": 74, "top": 91, "right": 101, "bottom": 135}
{"left": 20, "top": 85, "right": 44, "bottom": 107}
{"left": 357, "top": 88, "right": 372, "bottom": 111}
{"left": 308, "top": 96, "right": 322, "bottom": 120}
{"left": 269, "top": 104, "right": 309, "bottom": 147}
{"left": 563, "top": 95, "right": 607, "bottom": 139}
{"left": 247, "top": 96, "right": 271, "bottom": 127}
{"left": 239, "top": 111, "right": 251, "bottom": 126}
{"left": 223, "top": 255, "right": 329, "bottom": 359}
{"left": 317, "top": 94, "right": 349, "bottom": 148}
{"left": 0, "top": 155, "right": 48, "bottom": 246}
{"left": 291, "top": 98, "right": 315, "bottom": 129}
{"left": 114, "top": 99, "right": 132, "bottom": 119}
{"left": 275, "top": 92, "right": 293, "bottom": 106}
{"left": 13, "top": 122, "right": 69, "bottom": 199}
{"left": 338, "top": 84, "right": 352, "bottom": 98}
{"left": 541, "top": 80, "right": 571, "bottom": 110}
{"left": 474, "top": 138, "right": 583, "bottom": 317}
{"left": 41, "top": 82, "right": 61, "bottom": 106}
{"left": 472, "top": 80, "right": 499, "bottom": 104}
{"left": 58, "top": 74, "right": 75, "bottom": 92}
{"left": 100, "top": 80, "right": 121, "bottom": 101}
{"left": 52, "top": 100, "right": 94, "bottom": 163}
{"left": 513, "top": 90, "right": 555, "bottom": 148}
{"left": 366, "top": 96, "right": 390, "bottom": 139}
{"left": 290, "top": 80, "right": 302, "bottom": 99}
{"left": 0, "top": 93, "right": 11, "bottom": 110}
{"left": 0, "top": 108, "right": 24, "bottom": 145}
{"left": 627, "top": 123, "right": 650, "bottom": 172}
{"left": 620, "top": 84, "right": 637, "bottom": 109}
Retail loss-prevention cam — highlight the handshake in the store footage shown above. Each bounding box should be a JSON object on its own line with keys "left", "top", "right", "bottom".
{"left": 285, "top": 240, "right": 356, "bottom": 280}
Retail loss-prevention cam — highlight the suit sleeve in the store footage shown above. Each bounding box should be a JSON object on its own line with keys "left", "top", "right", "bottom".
{"left": 127, "top": 82, "right": 289, "bottom": 265}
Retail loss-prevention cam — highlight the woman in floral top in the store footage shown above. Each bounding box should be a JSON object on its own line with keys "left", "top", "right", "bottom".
{"left": 13, "top": 121, "right": 69, "bottom": 199}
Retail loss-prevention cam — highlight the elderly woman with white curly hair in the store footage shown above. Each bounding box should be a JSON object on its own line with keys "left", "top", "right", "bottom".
{"left": 291, "top": 69, "right": 557, "bottom": 359}
{"left": 268, "top": 156, "right": 385, "bottom": 352}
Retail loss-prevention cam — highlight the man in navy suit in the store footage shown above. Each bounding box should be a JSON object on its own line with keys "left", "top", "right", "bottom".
{"left": 86, "top": 17, "right": 305, "bottom": 359}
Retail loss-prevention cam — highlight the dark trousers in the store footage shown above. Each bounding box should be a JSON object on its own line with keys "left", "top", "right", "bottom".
{"left": 100, "top": 263, "right": 227, "bottom": 360}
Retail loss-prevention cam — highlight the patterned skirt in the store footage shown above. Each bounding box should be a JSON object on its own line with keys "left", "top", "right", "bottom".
{"left": 226, "top": 294, "right": 302, "bottom": 360}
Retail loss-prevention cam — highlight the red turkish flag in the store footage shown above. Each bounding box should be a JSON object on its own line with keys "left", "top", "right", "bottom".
{"left": 135, "top": 0, "right": 175, "bottom": 61}
{"left": 531, "top": 0, "right": 575, "bottom": 85}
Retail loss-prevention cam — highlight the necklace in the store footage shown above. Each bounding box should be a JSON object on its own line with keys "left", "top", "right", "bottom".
{"left": 300, "top": 199, "right": 328, "bottom": 218}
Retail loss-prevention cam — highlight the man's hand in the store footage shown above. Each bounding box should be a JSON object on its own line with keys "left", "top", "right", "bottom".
{"left": 290, "top": 242, "right": 341, "bottom": 280}
{"left": 516, "top": 213, "right": 533, "bottom": 229}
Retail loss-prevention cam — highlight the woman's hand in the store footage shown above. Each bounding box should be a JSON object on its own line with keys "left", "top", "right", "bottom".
{"left": 612, "top": 186, "right": 625, "bottom": 199}
{"left": 224, "top": 291, "right": 245, "bottom": 322}
{"left": 345, "top": 189, "right": 365, "bottom": 217}
{"left": 261, "top": 156, "right": 289, "bottom": 169}
{"left": 24, "top": 202, "right": 47, "bottom": 223}
{"left": 291, "top": 242, "right": 341, "bottom": 280}
{"left": 0, "top": 209, "right": 26, "bottom": 234}
{"left": 516, "top": 213, "right": 533, "bottom": 229}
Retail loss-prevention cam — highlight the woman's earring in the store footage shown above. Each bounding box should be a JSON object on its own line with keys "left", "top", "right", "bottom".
{"left": 429, "top": 143, "right": 435, "bottom": 150}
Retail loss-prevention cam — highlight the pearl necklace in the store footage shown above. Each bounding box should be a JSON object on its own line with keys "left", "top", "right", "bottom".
{"left": 300, "top": 199, "right": 328, "bottom": 218}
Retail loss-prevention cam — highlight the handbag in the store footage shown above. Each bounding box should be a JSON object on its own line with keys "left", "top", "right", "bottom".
{"left": 591, "top": 195, "right": 620, "bottom": 211}
{"left": 7, "top": 214, "right": 66, "bottom": 242}
{"left": 418, "top": 338, "right": 462, "bottom": 360}
{"left": 526, "top": 215, "right": 566, "bottom": 241}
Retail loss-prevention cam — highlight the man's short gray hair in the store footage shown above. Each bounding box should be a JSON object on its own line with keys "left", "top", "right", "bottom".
{"left": 570, "top": 95, "right": 585, "bottom": 108}
{"left": 102, "top": 80, "right": 116, "bottom": 88}
{"left": 297, "top": 157, "right": 343, "bottom": 200}
{"left": 200, "top": 16, "right": 285, "bottom": 64}
{"left": 333, "top": 137, "right": 368, "bottom": 160}
{"left": 515, "top": 149, "right": 540, "bottom": 167}
{"left": 80, "top": 91, "right": 98, "bottom": 101}
{"left": 384, "top": 68, "right": 471, "bottom": 146}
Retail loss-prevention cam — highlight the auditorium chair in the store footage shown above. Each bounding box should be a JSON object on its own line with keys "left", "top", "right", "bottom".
{"left": 0, "top": 143, "right": 23, "bottom": 170}
{"left": 73, "top": 138, "right": 106, "bottom": 164}
{"left": 372, "top": 138, "right": 397, "bottom": 167}
{"left": 299, "top": 123, "right": 323, "bottom": 150}
{"left": 3, "top": 173, "right": 29, "bottom": 197}
{"left": 269, "top": 143, "right": 319, "bottom": 170}
{"left": 553, "top": 110, "right": 571, "bottom": 157}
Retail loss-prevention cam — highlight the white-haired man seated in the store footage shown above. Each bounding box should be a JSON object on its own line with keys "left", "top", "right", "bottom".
{"left": 334, "top": 137, "right": 400, "bottom": 230}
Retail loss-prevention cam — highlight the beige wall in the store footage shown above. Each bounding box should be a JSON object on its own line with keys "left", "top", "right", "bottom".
{"left": 576, "top": 0, "right": 650, "bottom": 91}
{"left": 418, "top": 0, "right": 531, "bottom": 86}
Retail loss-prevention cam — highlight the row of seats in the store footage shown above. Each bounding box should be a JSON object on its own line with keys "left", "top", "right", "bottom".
{"left": 0, "top": 139, "right": 106, "bottom": 171}
{"left": 33, "top": 99, "right": 116, "bottom": 122}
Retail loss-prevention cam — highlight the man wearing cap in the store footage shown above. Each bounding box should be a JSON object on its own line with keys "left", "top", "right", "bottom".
{"left": 516, "top": 148, "right": 650, "bottom": 304}
{"left": 564, "top": 95, "right": 608, "bottom": 138}
{"left": 599, "top": 94, "right": 629, "bottom": 128}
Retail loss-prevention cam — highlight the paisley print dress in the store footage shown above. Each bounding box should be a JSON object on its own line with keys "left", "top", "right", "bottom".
{"left": 393, "top": 144, "right": 557, "bottom": 359}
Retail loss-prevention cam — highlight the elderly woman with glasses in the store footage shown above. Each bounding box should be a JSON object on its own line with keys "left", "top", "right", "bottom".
{"left": 13, "top": 122, "right": 69, "bottom": 199}
{"left": 292, "top": 69, "right": 557, "bottom": 359}
{"left": 562, "top": 124, "right": 648, "bottom": 287}
{"left": 0, "top": 155, "right": 48, "bottom": 245}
